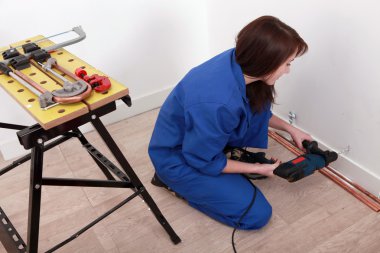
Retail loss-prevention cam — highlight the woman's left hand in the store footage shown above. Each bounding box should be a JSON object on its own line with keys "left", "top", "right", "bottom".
{"left": 288, "top": 127, "right": 313, "bottom": 151}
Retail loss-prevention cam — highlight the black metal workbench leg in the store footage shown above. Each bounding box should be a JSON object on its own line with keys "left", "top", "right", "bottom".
{"left": 27, "top": 142, "right": 44, "bottom": 253}
{"left": 90, "top": 115, "right": 181, "bottom": 244}
{"left": 72, "top": 128, "right": 116, "bottom": 180}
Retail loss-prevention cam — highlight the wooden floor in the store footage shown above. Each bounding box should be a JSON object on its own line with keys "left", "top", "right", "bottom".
{"left": 1, "top": 109, "right": 379, "bottom": 253}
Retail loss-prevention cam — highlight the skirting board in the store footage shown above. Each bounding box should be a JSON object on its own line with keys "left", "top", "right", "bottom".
{"left": 0, "top": 86, "right": 174, "bottom": 161}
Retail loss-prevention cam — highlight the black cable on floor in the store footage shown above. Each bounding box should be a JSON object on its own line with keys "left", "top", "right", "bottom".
{"left": 232, "top": 177, "right": 257, "bottom": 253}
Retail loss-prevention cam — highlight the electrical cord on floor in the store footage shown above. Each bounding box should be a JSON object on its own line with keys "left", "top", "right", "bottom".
{"left": 232, "top": 177, "right": 257, "bottom": 253}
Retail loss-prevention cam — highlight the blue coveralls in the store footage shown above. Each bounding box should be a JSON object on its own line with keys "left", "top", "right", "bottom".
{"left": 148, "top": 48, "right": 273, "bottom": 229}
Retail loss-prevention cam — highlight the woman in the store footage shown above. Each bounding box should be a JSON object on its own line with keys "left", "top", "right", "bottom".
{"left": 148, "top": 16, "right": 312, "bottom": 229}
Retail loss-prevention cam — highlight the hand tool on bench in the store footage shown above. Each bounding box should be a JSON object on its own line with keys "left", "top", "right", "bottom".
{"left": 0, "top": 61, "right": 91, "bottom": 108}
{"left": 7, "top": 28, "right": 111, "bottom": 94}
{"left": 0, "top": 26, "right": 92, "bottom": 108}
{"left": 1, "top": 26, "right": 86, "bottom": 76}
{"left": 75, "top": 67, "right": 111, "bottom": 92}
{"left": 0, "top": 27, "right": 84, "bottom": 55}
{"left": 30, "top": 53, "right": 112, "bottom": 94}
{"left": 37, "top": 58, "right": 92, "bottom": 101}
{"left": 1, "top": 26, "right": 86, "bottom": 67}
{"left": 31, "top": 55, "right": 110, "bottom": 94}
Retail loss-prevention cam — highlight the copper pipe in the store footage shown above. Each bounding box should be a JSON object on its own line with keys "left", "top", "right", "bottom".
{"left": 318, "top": 169, "right": 380, "bottom": 212}
{"left": 14, "top": 69, "right": 47, "bottom": 94}
{"left": 44, "top": 61, "right": 93, "bottom": 103}
{"left": 14, "top": 68, "right": 92, "bottom": 104}
{"left": 268, "top": 130, "right": 380, "bottom": 212}
{"left": 323, "top": 163, "right": 380, "bottom": 205}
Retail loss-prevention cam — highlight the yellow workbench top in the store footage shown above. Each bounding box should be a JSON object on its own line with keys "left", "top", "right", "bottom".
{"left": 0, "top": 34, "right": 129, "bottom": 130}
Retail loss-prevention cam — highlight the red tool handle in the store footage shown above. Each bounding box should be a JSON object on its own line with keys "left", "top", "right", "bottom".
{"left": 74, "top": 68, "right": 111, "bottom": 92}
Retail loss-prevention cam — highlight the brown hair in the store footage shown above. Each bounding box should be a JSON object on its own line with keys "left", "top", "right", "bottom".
{"left": 235, "top": 16, "right": 308, "bottom": 112}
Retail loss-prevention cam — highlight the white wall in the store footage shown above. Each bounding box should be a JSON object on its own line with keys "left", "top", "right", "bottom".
{"left": 0, "top": 0, "right": 209, "bottom": 159}
{"left": 2, "top": 0, "right": 379, "bottom": 197}
{"left": 206, "top": 0, "right": 380, "bottom": 196}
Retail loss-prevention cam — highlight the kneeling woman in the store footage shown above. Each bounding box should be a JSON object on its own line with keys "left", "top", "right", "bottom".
{"left": 148, "top": 16, "right": 311, "bottom": 229}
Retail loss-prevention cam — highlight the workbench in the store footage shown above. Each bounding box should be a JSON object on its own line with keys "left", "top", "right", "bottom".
{"left": 0, "top": 32, "right": 180, "bottom": 253}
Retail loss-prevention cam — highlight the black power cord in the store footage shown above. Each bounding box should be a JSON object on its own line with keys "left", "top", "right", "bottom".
{"left": 223, "top": 147, "right": 266, "bottom": 252}
{"left": 232, "top": 177, "right": 257, "bottom": 253}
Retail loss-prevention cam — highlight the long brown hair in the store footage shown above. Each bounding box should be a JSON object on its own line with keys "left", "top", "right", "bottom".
{"left": 235, "top": 16, "right": 308, "bottom": 112}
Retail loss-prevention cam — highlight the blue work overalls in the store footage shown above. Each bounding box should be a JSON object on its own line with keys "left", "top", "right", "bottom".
{"left": 148, "top": 49, "right": 273, "bottom": 229}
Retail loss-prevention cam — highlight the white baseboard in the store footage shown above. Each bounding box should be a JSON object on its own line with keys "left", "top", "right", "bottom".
{"left": 0, "top": 86, "right": 174, "bottom": 161}
{"left": 272, "top": 112, "right": 380, "bottom": 199}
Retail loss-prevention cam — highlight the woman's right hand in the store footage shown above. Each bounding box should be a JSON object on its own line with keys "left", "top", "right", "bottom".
{"left": 253, "top": 160, "right": 281, "bottom": 177}
{"left": 223, "top": 158, "right": 281, "bottom": 175}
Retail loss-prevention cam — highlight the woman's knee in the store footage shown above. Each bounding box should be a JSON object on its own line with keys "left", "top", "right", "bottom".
{"left": 253, "top": 201, "right": 272, "bottom": 229}
{"left": 240, "top": 194, "right": 272, "bottom": 230}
